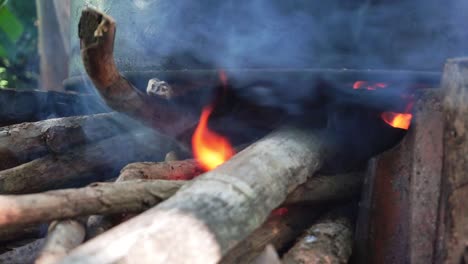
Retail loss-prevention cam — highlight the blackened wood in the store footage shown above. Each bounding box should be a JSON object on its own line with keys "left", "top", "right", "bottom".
{"left": 0, "top": 88, "right": 107, "bottom": 126}
{"left": 0, "top": 113, "right": 141, "bottom": 171}
{"left": 60, "top": 127, "right": 332, "bottom": 264}
{"left": 0, "top": 180, "right": 183, "bottom": 228}
{"left": 435, "top": 58, "right": 468, "bottom": 264}
{"left": 118, "top": 159, "right": 203, "bottom": 181}
{"left": 0, "top": 239, "right": 45, "bottom": 264}
{"left": 0, "top": 130, "right": 181, "bottom": 194}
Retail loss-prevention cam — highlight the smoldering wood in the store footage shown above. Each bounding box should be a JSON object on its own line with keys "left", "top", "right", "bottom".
{"left": 0, "top": 180, "right": 183, "bottom": 228}
{"left": 282, "top": 210, "right": 354, "bottom": 264}
{"left": 0, "top": 238, "right": 45, "bottom": 264}
{"left": 34, "top": 220, "right": 86, "bottom": 264}
{"left": 435, "top": 58, "right": 468, "bottom": 263}
{"left": 118, "top": 159, "right": 203, "bottom": 181}
{"left": 61, "top": 126, "right": 334, "bottom": 264}
{"left": 78, "top": 8, "right": 197, "bottom": 138}
{"left": 0, "top": 88, "right": 107, "bottom": 127}
{"left": 0, "top": 130, "right": 183, "bottom": 194}
{"left": 0, "top": 112, "right": 142, "bottom": 171}
{"left": 221, "top": 205, "right": 324, "bottom": 264}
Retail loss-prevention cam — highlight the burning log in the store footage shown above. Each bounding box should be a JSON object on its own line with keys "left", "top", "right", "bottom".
{"left": 0, "top": 113, "right": 142, "bottom": 171}
{"left": 282, "top": 208, "right": 354, "bottom": 264}
{"left": 78, "top": 8, "right": 197, "bottom": 138}
{"left": 35, "top": 220, "right": 86, "bottom": 264}
{"left": 0, "top": 130, "right": 182, "bottom": 194}
{"left": 0, "top": 180, "right": 183, "bottom": 228}
{"left": 61, "top": 126, "right": 338, "bottom": 263}
{"left": 221, "top": 205, "right": 325, "bottom": 264}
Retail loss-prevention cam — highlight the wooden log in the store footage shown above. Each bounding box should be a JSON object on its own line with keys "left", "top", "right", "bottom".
{"left": 0, "top": 130, "right": 183, "bottom": 194}
{"left": 61, "top": 126, "right": 334, "bottom": 264}
{"left": 35, "top": 220, "right": 86, "bottom": 264}
{"left": 434, "top": 58, "right": 468, "bottom": 263}
{"left": 0, "top": 224, "right": 44, "bottom": 243}
{"left": 251, "top": 245, "right": 282, "bottom": 264}
{"left": 221, "top": 205, "right": 324, "bottom": 264}
{"left": 0, "top": 113, "right": 142, "bottom": 171}
{"left": 0, "top": 89, "right": 107, "bottom": 127}
{"left": 78, "top": 8, "right": 197, "bottom": 138}
{"left": 0, "top": 180, "right": 183, "bottom": 228}
{"left": 0, "top": 239, "right": 45, "bottom": 264}
{"left": 284, "top": 172, "right": 362, "bottom": 205}
{"left": 282, "top": 209, "right": 354, "bottom": 264}
{"left": 118, "top": 159, "right": 203, "bottom": 181}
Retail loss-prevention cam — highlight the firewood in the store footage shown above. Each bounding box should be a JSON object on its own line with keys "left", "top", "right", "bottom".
{"left": 0, "top": 224, "right": 44, "bottom": 243}
{"left": 0, "top": 239, "right": 45, "bottom": 264}
{"left": 251, "top": 245, "right": 282, "bottom": 264}
{"left": 0, "top": 113, "right": 142, "bottom": 171}
{"left": 34, "top": 220, "right": 86, "bottom": 264}
{"left": 282, "top": 209, "right": 354, "bottom": 264}
{"left": 0, "top": 129, "right": 183, "bottom": 194}
{"left": 435, "top": 58, "right": 468, "bottom": 263}
{"left": 284, "top": 172, "right": 362, "bottom": 205}
{"left": 60, "top": 126, "right": 336, "bottom": 264}
{"left": 118, "top": 159, "right": 203, "bottom": 181}
{"left": 0, "top": 88, "right": 107, "bottom": 127}
{"left": 0, "top": 180, "right": 183, "bottom": 228}
{"left": 221, "top": 205, "right": 325, "bottom": 264}
{"left": 78, "top": 8, "right": 197, "bottom": 138}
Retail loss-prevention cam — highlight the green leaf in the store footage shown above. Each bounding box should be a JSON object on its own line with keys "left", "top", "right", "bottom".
{"left": 0, "top": 0, "right": 7, "bottom": 9}
{"left": 0, "top": 43, "right": 6, "bottom": 57}
{"left": 0, "top": 5, "right": 23, "bottom": 42}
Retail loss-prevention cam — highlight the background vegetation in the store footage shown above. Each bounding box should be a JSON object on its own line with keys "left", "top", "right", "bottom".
{"left": 0, "top": 0, "right": 38, "bottom": 89}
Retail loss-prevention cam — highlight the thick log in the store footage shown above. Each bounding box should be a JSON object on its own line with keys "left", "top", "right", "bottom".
{"left": 0, "top": 180, "right": 183, "bottom": 228}
{"left": 435, "top": 58, "right": 468, "bottom": 263}
{"left": 35, "top": 220, "right": 86, "bottom": 264}
{"left": 0, "top": 130, "right": 182, "bottom": 194}
{"left": 221, "top": 205, "right": 324, "bottom": 264}
{"left": 0, "top": 239, "right": 45, "bottom": 264}
{"left": 78, "top": 8, "right": 197, "bottom": 138}
{"left": 60, "top": 126, "right": 333, "bottom": 264}
{"left": 0, "top": 88, "right": 107, "bottom": 126}
{"left": 0, "top": 113, "right": 142, "bottom": 171}
{"left": 282, "top": 209, "right": 354, "bottom": 264}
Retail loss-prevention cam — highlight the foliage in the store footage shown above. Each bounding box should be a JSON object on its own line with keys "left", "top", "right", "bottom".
{"left": 0, "top": 0, "right": 38, "bottom": 89}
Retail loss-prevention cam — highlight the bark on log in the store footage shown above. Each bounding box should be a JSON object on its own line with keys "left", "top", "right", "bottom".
{"left": 118, "top": 159, "right": 203, "bottom": 181}
{"left": 0, "top": 88, "right": 107, "bottom": 127}
{"left": 221, "top": 205, "right": 324, "bottom": 264}
{"left": 0, "top": 129, "right": 182, "bottom": 194}
{"left": 0, "top": 180, "right": 183, "bottom": 228}
{"left": 0, "top": 238, "right": 45, "bottom": 264}
{"left": 60, "top": 126, "right": 333, "bottom": 264}
{"left": 35, "top": 220, "right": 86, "bottom": 264}
{"left": 435, "top": 58, "right": 468, "bottom": 263}
{"left": 78, "top": 8, "right": 197, "bottom": 138}
{"left": 0, "top": 113, "right": 142, "bottom": 171}
{"left": 0, "top": 224, "right": 44, "bottom": 243}
{"left": 282, "top": 210, "right": 354, "bottom": 264}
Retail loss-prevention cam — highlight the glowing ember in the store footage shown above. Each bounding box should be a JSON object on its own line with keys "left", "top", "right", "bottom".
{"left": 353, "top": 81, "right": 388, "bottom": 90}
{"left": 381, "top": 112, "right": 413, "bottom": 130}
{"left": 271, "top": 207, "right": 289, "bottom": 217}
{"left": 192, "top": 105, "right": 235, "bottom": 171}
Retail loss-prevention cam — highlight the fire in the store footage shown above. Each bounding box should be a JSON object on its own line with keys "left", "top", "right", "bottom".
{"left": 352, "top": 80, "right": 413, "bottom": 130}
{"left": 192, "top": 105, "right": 235, "bottom": 171}
{"left": 381, "top": 112, "right": 413, "bottom": 130}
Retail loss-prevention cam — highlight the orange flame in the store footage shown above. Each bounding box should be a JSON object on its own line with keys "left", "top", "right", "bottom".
{"left": 353, "top": 81, "right": 388, "bottom": 90}
{"left": 381, "top": 112, "right": 413, "bottom": 130}
{"left": 192, "top": 105, "right": 235, "bottom": 171}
